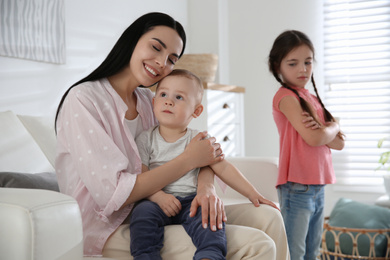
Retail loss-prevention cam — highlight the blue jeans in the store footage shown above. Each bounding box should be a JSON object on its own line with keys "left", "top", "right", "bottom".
{"left": 129, "top": 194, "right": 227, "bottom": 260}
{"left": 277, "top": 182, "right": 325, "bottom": 260}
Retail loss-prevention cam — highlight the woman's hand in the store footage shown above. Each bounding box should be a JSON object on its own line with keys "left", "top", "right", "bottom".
{"left": 184, "top": 132, "right": 224, "bottom": 169}
{"left": 148, "top": 190, "right": 182, "bottom": 217}
{"left": 189, "top": 182, "right": 227, "bottom": 231}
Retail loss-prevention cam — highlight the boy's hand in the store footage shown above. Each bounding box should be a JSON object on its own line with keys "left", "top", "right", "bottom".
{"left": 248, "top": 190, "right": 280, "bottom": 211}
{"left": 148, "top": 191, "right": 182, "bottom": 217}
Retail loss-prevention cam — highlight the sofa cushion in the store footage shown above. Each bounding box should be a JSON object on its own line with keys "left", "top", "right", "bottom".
{"left": 0, "top": 111, "right": 54, "bottom": 173}
{"left": 17, "top": 114, "right": 56, "bottom": 168}
{"left": 326, "top": 198, "right": 390, "bottom": 257}
{"left": 0, "top": 172, "right": 59, "bottom": 191}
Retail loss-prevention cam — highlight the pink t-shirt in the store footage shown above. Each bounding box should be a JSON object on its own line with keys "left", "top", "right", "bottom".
{"left": 55, "top": 78, "right": 157, "bottom": 256}
{"left": 272, "top": 86, "right": 336, "bottom": 187}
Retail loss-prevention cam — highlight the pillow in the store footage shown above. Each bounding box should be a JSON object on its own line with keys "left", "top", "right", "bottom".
{"left": 17, "top": 114, "right": 56, "bottom": 168}
{"left": 0, "top": 172, "right": 59, "bottom": 191}
{"left": 0, "top": 111, "right": 55, "bottom": 173}
{"left": 326, "top": 198, "right": 390, "bottom": 257}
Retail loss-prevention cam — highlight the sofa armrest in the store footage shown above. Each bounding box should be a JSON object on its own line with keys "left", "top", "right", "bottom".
{"left": 216, "top": 157, "right": 279, "bottom": 205}
{"left": 0, "top": 188, "right": 84, "bottom": 260}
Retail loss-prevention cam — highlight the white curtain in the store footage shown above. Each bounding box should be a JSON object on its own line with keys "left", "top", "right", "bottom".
{"left": 323, "top": 0, "right": 390, "bottom": 188}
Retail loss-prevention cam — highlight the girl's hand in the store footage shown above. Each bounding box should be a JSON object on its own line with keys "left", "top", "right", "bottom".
{"left": 302, "top": 112, "right": 321, "bottom": 130}
{"left": 148, "top": 191, "right": 182, "bottom": 217}
{"left": 189, "top": 183, "right": 227, "bottom": 231}
{"left": 248, "top": 190, "right": 280, "bottom": 211}
{"left": 324, "top": 121, "right": 345, "bottom": 150}
{"left": 185, "top": 132, "right": 224, "bottom": 169}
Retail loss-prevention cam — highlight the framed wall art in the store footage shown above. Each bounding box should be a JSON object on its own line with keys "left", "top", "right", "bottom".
{"left": 0, "top": 0, "right": 65, "bottom": 64}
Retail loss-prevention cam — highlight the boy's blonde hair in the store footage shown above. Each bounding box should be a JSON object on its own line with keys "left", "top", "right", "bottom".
{"left": 157, "top": 69, "right": 204, "bottom": 103}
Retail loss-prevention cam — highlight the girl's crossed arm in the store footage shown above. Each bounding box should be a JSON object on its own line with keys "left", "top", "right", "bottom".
{"left": 302, "top": 112, "right": 345, "bottom": 150}
{"left": 280, "top": 95, "right": 343, "bottom": 149}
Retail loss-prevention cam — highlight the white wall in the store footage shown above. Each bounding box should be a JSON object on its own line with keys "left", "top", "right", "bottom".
{"left": 186, "top": 1, "right": 386, "bottom": 215}
{"left": 227, "top": 0, "right": 324, "bottom": 158}
{"left": 0, "top": 1, "right": 384, "bottom": 214}
{"left": 0, "top": 0, "right": 323, "bottom": 157}
{"left": 0, "top": 0, "right": 187, "bottom": 118}
{"left": 220, "top": 1, "right": 383, "bottom": 214}
{"left": 187, "top": 0, "right": 324, "bottom": 158}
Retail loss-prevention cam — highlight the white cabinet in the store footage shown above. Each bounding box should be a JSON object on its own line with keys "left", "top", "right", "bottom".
{"left": 189, "top": 83, "right": 245, "bottom": 157}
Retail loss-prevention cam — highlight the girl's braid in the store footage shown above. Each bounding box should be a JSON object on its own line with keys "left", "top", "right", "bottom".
{"left": 311, "top": 75, "right": 334, "bottom": 122}
{"left": 273, "top": 72, "right": 317, "bottom": 121}
{"left": 311, "top": 75, "right": 345, "bottom": 139}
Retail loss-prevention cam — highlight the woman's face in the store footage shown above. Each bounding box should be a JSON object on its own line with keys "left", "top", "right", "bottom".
{"left": 130, "top": 26, "right": 184, "bottom": 87}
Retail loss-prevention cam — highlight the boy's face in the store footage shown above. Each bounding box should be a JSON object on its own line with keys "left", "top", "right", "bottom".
{"left": 153, "top": 75, "right": 203, "bottom": 130}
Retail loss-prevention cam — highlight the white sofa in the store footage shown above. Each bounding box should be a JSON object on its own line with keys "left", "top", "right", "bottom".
{"left": 0, "top": 110, "right": 279, "bottom": 260}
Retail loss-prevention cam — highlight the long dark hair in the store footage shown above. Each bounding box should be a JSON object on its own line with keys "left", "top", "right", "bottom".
{"left": 268, "top": 30, "right": 344, "bottom": 139}
{"left": 55, "top": 12, "right": 186, "bottom": 129}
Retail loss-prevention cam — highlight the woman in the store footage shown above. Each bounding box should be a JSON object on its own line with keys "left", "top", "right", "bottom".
{"left": 55, "top": 12, "right": 289, "bottom": 259}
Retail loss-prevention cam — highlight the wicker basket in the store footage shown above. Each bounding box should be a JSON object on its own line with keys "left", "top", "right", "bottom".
{"left": 319, "top": 217, "right": 390, "bottom": 260}
{"left": 174, "top": 53, "right": 218, "bottom": 83}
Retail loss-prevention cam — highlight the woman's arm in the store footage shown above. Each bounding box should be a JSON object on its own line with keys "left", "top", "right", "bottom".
{"left": 124, "top": 132, "right": 224, "bottom": 206}
{"left": 138, "top": 162, "right": 227, "bottom": 227}
{"left": 279, "top": 95, "right": 339, "bottom": 147}
{"left": 190, "top": 166, "right": 226, "bottom": 231}
{"left": 139, "top": 164, "right": 182, "bottom": 217}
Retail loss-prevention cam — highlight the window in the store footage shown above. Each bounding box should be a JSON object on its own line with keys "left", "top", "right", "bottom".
{"left": 323, "top": 0, "right": 390, "bottom": 191}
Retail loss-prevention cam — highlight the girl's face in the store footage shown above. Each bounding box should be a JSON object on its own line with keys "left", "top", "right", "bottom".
{"left": 130, "top": 26, "right": 184, "bottom": 87}
{"left": 279, "top": 44, "right": 313, "bottom": 88}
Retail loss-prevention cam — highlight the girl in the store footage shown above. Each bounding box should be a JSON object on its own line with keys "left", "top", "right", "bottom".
{"left": 268, "top": 30, "right": 345, "bottom": 260}
{"left": 55, "top": 12, "right": 289, "bottom": 259}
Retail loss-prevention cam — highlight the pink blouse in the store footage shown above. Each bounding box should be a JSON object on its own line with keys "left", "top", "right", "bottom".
{"left": 272, "top": 86, "right": 336, "bottom": 186}
{"left": 55, "top": 78, "right": 157, "bottom": 256}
